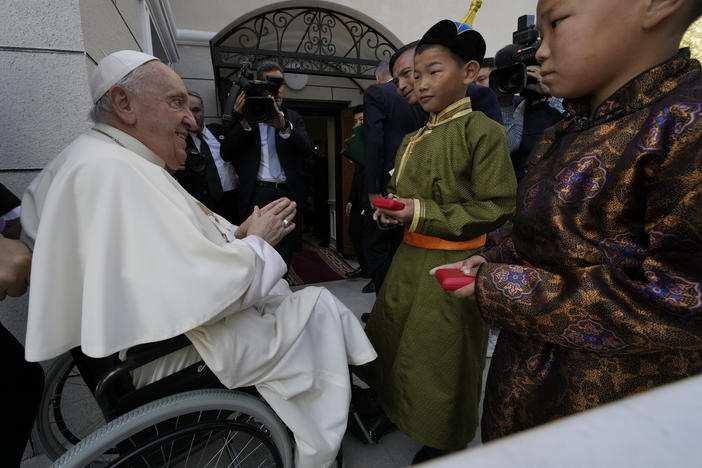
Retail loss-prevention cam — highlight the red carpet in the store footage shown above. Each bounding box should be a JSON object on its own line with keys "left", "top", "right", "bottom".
{"left": 288, "top": 242, "right": 354, "bottom": 285}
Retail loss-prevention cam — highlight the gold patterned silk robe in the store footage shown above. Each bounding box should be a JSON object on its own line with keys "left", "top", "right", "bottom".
{"left": 476, "top": 50, "right": 702, "bottom": 441}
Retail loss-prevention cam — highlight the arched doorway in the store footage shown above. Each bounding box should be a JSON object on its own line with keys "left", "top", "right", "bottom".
{"left": 210, "top": 6, "right": 400, "bottom": 254}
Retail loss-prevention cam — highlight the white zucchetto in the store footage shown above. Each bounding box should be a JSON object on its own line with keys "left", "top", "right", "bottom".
{"left": 89, "top": 50, "right": 158, "bottom": 103}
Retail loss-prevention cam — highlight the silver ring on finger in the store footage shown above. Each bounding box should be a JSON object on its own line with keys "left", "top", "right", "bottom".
{"left": 283, "top": 218, "right": 289, "bottom": 227}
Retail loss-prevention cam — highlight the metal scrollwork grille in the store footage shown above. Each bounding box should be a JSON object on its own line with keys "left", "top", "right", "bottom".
{"left": 212, "top": 7, "right": 399, "bottom": 80}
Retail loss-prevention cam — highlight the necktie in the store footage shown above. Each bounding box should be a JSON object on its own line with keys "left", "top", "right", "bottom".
{"left": 266, "top": 125, "right": 282, "bottom": 179}
{"left": 198, "top": 133, "right": 224, "bottom": 200}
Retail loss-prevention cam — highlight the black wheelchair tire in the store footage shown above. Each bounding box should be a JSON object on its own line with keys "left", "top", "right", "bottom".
{"left": 52, "top": 388, "right": 294, "bottom": 467}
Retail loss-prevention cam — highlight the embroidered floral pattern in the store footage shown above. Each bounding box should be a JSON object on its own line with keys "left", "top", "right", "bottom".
{"left": 522, "top": 181, "right": 543, "bottom": 212}
{"left": 526, "top": 351, "right": 555, "bottom": 381}
{"left": 599, "top": 232, "right": 647, "bottom": 269}
{"left": 491, "top": 265, "right": 542, "bottom": 300}
{"left": 554, "top": 155, "right": 607, "bottom": 204}
{"left": 639, "top": 103, "right": 702, "bottom": 151}
{"left": 593, "top": 100, "right": 616, "bottom": 119}
{"left": 638, "top": 270, "right": 702, "bottom": 317}
{"left": 649, "top": 230, "right": 701, "bottom": 253}
{"left": 561, "top": 319, "right": 627, "bottom": 353}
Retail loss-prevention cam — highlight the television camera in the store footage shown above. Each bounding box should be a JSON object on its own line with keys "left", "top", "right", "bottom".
{"left": 222, "top": 62, "right": 285, "bottom": 124}
{"left": 490, "top": 14, "right": 541, "bottom": 95}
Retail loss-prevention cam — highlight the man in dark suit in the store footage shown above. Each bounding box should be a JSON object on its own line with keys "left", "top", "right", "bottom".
{"left": 174, "top": 91, "right": 239, "bottom": 224}
{"left": 466, "top": 83, "right": 503, "bottom": 124}
{"left": 221, "top": 61, "right": 313, "bottom": 266}
{"left": 363, "top": 43, "right": 427, "bottom": 294}
{"left": 344, "top": 106, "right": 371, "bottom": 281}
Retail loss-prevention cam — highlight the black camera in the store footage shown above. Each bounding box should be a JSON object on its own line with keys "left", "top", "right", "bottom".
{"left": 222, "top": 62, "right": 284, "bottom": 124}
{"left": 240, "top": 75, "right": 284, "bottom": 123}
{"left": 184, "top": 148, "right": 206, "bottom": 175}
{"left": 490, "top": 15, "right": 541, "bottom": 95}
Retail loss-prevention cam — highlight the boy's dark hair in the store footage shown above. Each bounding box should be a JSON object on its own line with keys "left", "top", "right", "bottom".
{"left": 415, "top": 43, "right": 469, "bottom": 68}
{"left": 351, "top": 105, "right": 364, "bottom": 115}
{"left": 482, "top": 57, "right": 495, "bottom": 69}
{"left": 389, "top": 41, "right": 419, "bottom": 75}
{"left": 256, "top": 60, "right": 283, "bottom": 79}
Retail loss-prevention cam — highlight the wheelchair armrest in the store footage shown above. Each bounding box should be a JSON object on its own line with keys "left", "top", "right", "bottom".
{"left": 94, "top": 335, "right": 192, "bottom": 416}
{"left": 124, "top": 334, "right": 192, "bottom": 365}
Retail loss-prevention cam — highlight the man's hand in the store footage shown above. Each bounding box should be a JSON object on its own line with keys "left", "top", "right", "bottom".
{"left": 234, "top": 92, "right": 249, "bottom": 127}
{"left": 429, "top": 255, "right": 487, "bottom": 298}
{"left": 526, "top": 65, "right": 551, "bottom": 95}
{"left": 345, "top": 202, "right": 352, "bottom": 216}
{"left": 268, "top": 98, "right": 289, "bottom": 132}
{"left": 0, "top": 237, "right": 31, "bottom": 300}
{"left": 246, "top": 198, "right": 297, "bottom": 247}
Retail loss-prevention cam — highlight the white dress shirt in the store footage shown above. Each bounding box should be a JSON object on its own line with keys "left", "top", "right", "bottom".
{"left": 191, "top": 127, "right": 239, "bottom": 191}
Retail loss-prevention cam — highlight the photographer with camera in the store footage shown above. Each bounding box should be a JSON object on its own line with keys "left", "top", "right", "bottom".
{"left": 490, "top": 15, "right": 565, "bottom": 181}
{"left": 221, "top": 61, "right": 313, "bottom": 267}
{"left": 478, "top": 57, "right": 525, "bottom": 154}
{"left": 174, "top": 91, "right": 239, "bottom": 224}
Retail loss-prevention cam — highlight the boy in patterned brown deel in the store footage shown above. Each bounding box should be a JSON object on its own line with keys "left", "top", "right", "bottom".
{"left": 431, "top": 0, "right": 702, "bottom": 440}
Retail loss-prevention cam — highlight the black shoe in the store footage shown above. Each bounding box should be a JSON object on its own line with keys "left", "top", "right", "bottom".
{"left": 346, "top": 267, "right": 368, "bottom": 279}
{"left": 412, "top": 446, "right": 449, "bottom": 465}
{"left": 361, "top": 312, "right": 371, "bottom": 323}
{"left": 362, "top": 280, "right": 375, "bottom": 293}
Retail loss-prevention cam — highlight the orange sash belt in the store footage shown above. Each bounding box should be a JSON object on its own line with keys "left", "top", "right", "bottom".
{"left": 403, "top": 230, "right": 486, "bottom": 251}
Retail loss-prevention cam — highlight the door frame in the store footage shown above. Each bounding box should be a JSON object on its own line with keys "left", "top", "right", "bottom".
{"left": 285, "top": 99, "right": 355, "bottom": 254}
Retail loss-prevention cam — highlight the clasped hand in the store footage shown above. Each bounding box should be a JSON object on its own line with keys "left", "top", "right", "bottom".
{"left": 235, "top": 198, "right": 296, "bottom": 247}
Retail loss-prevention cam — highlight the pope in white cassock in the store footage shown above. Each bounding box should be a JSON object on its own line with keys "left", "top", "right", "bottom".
{"left": 20, "top": 50, "right": 376, "bottom": 468}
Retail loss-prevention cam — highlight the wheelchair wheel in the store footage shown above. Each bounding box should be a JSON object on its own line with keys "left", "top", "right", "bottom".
{"left": 52, "top": 388, "right": 294, "bottom": 467}
{"left": 34, "top": 352, "right": 107, "bottom": 460}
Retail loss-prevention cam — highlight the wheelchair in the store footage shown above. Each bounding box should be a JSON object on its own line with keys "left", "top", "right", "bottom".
{"left": 40, "top": 335, "right": 295, "bottom": 467}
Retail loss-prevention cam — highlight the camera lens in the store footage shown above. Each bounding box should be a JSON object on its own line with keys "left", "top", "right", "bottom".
{"left": 492, "top": 64, "right": 527, "bottom": 95}
{"left": 185, "top": 149, "right": 207, "bottom": 174}
{"left": 506, "top": 70, "right": 523, "bottom": 90}
{"left": 244, "top": 97, "right": 275, "bottom": 123}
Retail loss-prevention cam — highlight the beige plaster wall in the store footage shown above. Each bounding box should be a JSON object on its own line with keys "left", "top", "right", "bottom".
{"left": 80, "top": 0, "right": 146, "bottom": 65}
{"left": 1, "top": 0, "right": 150, "bottom": 402}
{"left": 1, "top": 1, "right": 87, "bottom": 351}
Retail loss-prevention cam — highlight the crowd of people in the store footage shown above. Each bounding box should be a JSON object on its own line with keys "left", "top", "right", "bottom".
{"left": 3, "top": 0, "right": 702, "bottom": 466}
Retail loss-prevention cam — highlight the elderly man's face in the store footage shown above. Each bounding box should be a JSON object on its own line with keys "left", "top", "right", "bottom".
{"left": 392, "top": 49, "right": 418, "bottom": 104}
{"left": 131, "top": 62, "right": 196, "bottom": 170}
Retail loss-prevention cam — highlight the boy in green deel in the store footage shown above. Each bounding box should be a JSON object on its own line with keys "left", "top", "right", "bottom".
{"left": 432, "top": 0, "right": 702, "bottom": 443}
{"left": 356, "top": 19, "right": 517, "bottom": 464}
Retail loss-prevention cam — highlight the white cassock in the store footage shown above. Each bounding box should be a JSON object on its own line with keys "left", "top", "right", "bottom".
{"left": 21, "top": 123, "right": 377, "bottom": 468}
